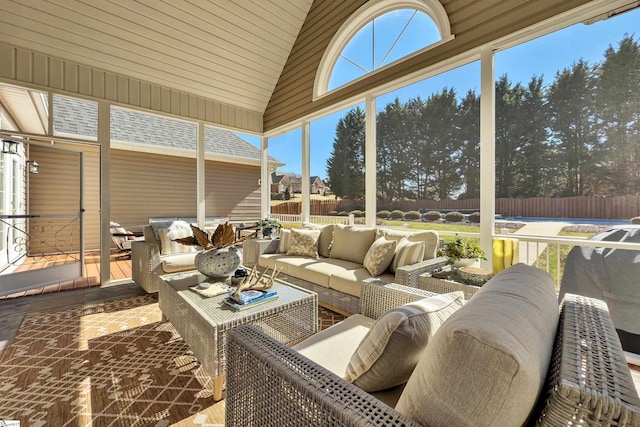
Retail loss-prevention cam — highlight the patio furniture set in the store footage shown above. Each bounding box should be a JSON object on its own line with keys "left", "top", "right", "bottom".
{"left": 134, "top": 219, "right": 640, "bottom": 426}
{"left": 226, "top": 263, "right": 640, "bottom": 426}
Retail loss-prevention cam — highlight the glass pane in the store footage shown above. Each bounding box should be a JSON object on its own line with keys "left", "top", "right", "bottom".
{"left": 375, "top": 61, "right": 480, "bottom": 228}
{"left": 111, "top": 107, "right": 197, "bottom": 151}
{"left": 0, "top": 82, "right": 47, "bottom": 134}
{"left": 311, "top": 104, "right": 365, "bottom": 219}
{"left": 329, "top": 9, "right": 442, "bottom": 92}
{"left": 269, "top": 129, "right": 302, "bottom": 217}
{"left": 53, "top": 95, "right": 98, "bottom": 140}
{"left": 494, "top": 7, "right": 640, "bottom": 204}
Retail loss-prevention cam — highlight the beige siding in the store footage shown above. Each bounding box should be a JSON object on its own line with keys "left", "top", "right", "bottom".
{"left": 0, "top": 42, "right": 262, "bottom": 133}
{"left": 28, "top": 146, "right": 261, "bottom": 253}
{"left": 28, "top": 142, "right": 100, "bottom": 253}
{"left": 263, "top": 0, "right": 592, "bottom": 131}
{"left": 110, "top": 150, "right": 261, "bottom": 229}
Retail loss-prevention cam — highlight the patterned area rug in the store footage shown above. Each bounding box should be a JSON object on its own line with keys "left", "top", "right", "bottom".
{"left": 0, "top": 294, "right": 346, "bottom": 426}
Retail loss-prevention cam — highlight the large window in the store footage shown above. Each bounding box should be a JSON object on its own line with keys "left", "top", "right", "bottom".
{"left": 317, "top": 0, "right": 451, "bottom": 96}
{"left": 376, "top": 62, "right": 480, "bottom": 208}
{"left": 312, "top": 104, "right": 365, "bottom": 216}
{"left": 495, "top": 7, "right": 640, "bottom": 208}
{"left": 269, "top": 129, "right": 302, "bottom": 215}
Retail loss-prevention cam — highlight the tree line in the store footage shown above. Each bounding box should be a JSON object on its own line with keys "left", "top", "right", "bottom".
{"left": 326, "top": 35, "right": 640, "bottom": 201}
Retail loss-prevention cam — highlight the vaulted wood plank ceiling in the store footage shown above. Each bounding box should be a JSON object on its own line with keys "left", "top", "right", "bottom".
{"left": 0, "top": 0, "right": 313, "bottom": 114}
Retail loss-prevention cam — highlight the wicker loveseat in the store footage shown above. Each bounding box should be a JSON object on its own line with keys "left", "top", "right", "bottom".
{"left": 258, "top": 224, "right": 448, "bottom": 314}
{"left": 132, "top": 217, "right": 227, "bottom": 293}
{"left": 226, "top": 264, "right": 640, "bottom": 427}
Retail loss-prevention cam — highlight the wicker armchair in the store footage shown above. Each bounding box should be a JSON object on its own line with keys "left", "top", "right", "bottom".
{"left": 226, "top": 280, "right": 436, "bottom": 427}
{"left": 226, "top": 290, "right": 640, "bottom": 427}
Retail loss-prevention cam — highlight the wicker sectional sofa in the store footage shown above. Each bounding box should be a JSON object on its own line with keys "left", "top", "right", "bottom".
{"left": 226, "top": 263, "right": 640, "bottom": 427}
{"left": 258, "top": 224, "right": 448, "bottom": 314}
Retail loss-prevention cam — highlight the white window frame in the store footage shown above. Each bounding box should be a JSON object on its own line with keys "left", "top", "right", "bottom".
{"left": 313, "top": 0, "right": 453, "bottom": 100}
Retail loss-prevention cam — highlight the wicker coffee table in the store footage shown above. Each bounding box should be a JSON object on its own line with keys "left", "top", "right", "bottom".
{"left": 159, "top": 270, "right": 318, "bottom": 400}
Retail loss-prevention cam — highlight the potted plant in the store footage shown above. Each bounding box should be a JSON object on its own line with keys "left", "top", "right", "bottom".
{"left": 439, "top": 236, "right": 486, "bottom": 267}
{"left": 255, "top": 218, "right": 281, "bottom": 238}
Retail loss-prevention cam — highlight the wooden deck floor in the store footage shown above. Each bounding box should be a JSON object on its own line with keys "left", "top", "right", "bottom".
{"left": 0, "top": 251, "right": 133, "bottom": 300}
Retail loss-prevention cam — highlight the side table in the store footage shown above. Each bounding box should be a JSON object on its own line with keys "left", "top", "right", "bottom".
{"left": 242, "top": 238, "right": 279, "bottom": 267}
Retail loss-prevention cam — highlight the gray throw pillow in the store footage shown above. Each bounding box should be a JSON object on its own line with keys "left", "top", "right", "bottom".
{"left": 345, "top": 291, "right": 465, "bottom": 392}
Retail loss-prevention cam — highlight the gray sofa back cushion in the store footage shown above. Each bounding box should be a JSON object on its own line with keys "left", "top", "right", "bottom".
{"left": 396, "top": 263, "right": 559, "bottom": 426}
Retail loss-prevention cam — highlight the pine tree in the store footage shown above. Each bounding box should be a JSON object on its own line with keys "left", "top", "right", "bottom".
{"left": 326, "top": 107, "right": 366, "bottom": 199}
{"left": 457, "top": 90, "right": 480, "bottom": 199}
{"left": 596, "top": 35, "right": 640, "bottom": 195}
{"left": 376, "top": 97, "right": 411, "bottom": 201}
{"left": 515, "top": 76, "right": 551, "bottom": 197}
{"left": 431, "top": 88, "right": 463, "bottom": 199}
{"left": 547, "top": 60, "right": 598, "bottom": 196}
{"left": 495, "top": 75, "right": 525, "bottom": 197}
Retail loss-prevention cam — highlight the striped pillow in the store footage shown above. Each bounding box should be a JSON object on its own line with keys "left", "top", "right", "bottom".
{"left": 389, "top": 237, "right": 425, "bottom": 273}
{"left": 278, "top": 229, "right": 292, "bottom": 253}
{"left": 157, "top": 221, "right": 196, "bottom": 255}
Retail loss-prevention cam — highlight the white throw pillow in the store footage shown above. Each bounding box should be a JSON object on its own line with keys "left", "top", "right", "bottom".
{"left": 157, "top": 220, "right": 196, "bottom": 255}
{"left": 345, "top": 292, "right": 465, "bottom": 392}
{"left": 389, "top": 237, "right": 425, "bottom": 273}
{"left": 278, "top": 229, "right": 292, "bottom": 253}
{"left": 286, "top": 229, "right": 321, "bottom": 258}
{"left": 363, "top": 236, "right": 397, "bottom": 276}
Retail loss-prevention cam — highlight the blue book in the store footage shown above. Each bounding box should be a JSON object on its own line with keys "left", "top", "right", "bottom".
{"left": 228, "top": 289, "right": 277, "bottom": 305}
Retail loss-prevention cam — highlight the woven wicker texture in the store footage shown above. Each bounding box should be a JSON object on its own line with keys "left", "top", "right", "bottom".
{"left": 225, "top": 287, "right": 640, "bottom": 427}
{"left": 242, "top": 238, "right": 279, "bottom": 266}
{"left": 359, "top": 279, "right": 438, "bottom": 320}
{"left": 419, "top": 271, "right": 480, "bottom": 300}
{"left": 536, "top": 294, "right": 640, "bottom": 426}
{"left": 226, "top": 325, "right": 419, "bottom": 427}
{"left": 159, "top": 271, "right": 317, "bottom": 379}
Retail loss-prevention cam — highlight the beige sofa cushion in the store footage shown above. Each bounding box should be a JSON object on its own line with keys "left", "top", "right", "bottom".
{"left": 389, "top": 238, "right": 424, "bottom": 273}
{"left": 363, "top": 236, "right": 397, "bottom": 276}
{"left": 293, "top": 314, "right": 375, "bottom": 376}
{"left": 346, "top": 292, "right": 464, "bottom": 392}
{"left": 286, "top": 229, "right": 321, "bottom": 258}
{"left": 160, "top": 252, "right": 198, "bottom": 273}
{"left": 330, "top": 225, "right": 376, "bottom": 264}
{"left": 378, "top": 228, "right": 439, "bottom": 260}
{"left": 328, "top": 268, "right": 372, "bottom": 298}
{"left": 157, "top": 220, "right": 196, "bottom": 255}
{"left": 396, "top": 263, "right": 559, "bottom": 426}
{"left": 303, "top": 223, "right": 335, "bottom": 258}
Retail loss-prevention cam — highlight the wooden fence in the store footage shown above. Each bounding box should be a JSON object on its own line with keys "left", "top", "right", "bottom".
{"left": 271, "top": 196, "right": 640, "bottom": 219}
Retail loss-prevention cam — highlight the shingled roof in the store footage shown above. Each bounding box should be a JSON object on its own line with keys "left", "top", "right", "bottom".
{"left": 52, "top": 95, "right": 282, "bottom": 165}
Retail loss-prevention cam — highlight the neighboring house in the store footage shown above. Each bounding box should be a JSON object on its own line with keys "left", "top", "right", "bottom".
{"left": 270, "top": 172, "right": 288, "bottom": 193}
{"left": 310, "top": 176, "right": 326, "bottom": 195}
{"left": 270, "top": 172, "right": 301, "bottom": 193}
{"left": 270, "top": 173, "right": 326, "bottom": 195}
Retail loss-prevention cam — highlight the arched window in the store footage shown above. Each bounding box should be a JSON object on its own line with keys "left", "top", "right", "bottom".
{"left": 315, "top": 0, "right": 453, "bottom": 97}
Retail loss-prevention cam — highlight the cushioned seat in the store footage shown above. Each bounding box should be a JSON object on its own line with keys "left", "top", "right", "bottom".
{"left": 329, "top": 267, "right": 394, "bottom": 297}
{"left": 161, "top": 252, "right": 199, "bottom": 273}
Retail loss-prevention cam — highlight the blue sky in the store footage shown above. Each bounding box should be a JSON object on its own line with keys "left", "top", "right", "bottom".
{"left": 238, "top": 8, "right": 640, "bottom": 180}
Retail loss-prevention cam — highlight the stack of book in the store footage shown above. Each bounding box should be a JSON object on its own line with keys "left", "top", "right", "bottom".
{"left": 222, "top": 289, "right": 278, "bottom": 311}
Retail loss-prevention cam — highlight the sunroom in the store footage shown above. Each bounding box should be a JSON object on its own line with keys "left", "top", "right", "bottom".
{"left": 0, "top": 0, "right": 639, "bottom": 425}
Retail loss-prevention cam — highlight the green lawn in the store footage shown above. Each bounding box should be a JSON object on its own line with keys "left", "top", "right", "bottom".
{"left": 535, "top": 231, "right": 594, "bottom": 284}
{"left": 384, "top": 220, "right": 596, "bottom": 287}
